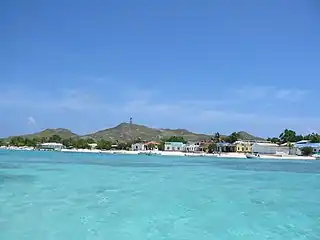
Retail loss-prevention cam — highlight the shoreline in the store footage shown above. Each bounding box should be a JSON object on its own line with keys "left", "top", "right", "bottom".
{"left": 0, "top": 146, "right": 316, "bottom": 160}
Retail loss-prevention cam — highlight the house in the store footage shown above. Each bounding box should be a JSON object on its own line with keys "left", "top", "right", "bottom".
{"left": 295, "top": 142, "right": 320, "bottom": 154}
{"left": 252, "top": 143, "right": 297, "bottom": 155}
{"left": 216, "top": 142, "right": 236, "bottom": 152}
{"left": 234, "top": 141, "right": 252, "bottom": 153}
{"left": 88, "top": 143, "right": 97, "bottom": 149}
{"left": 39, "top": 142, "right": 64, "bottom": 151}
{"left": 144, "top": 141, "right": 160, "bottom": 150}
{"left": 185, "top": 142, "right": 201, "bottom": 152}
{"left": 164, "top": 142, "right": 186, "bottom": 151}
{"left": 131, "top": 143, "right": 146, "bottom": 151}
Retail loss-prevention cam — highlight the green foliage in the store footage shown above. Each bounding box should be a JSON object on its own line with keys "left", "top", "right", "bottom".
{"left": 49, "top": 134, "right": 62, "bottom": 143}
{"left": 267, "top": 137, "right": 280, "bottom": 144}
{"left": 213, "top": 132, "right": 221, "bottom": 142}
{"left": 72, "top": 139, "right": 90, "bottom": 149}
{"left": 96, "top": 140, "right": 112, "bottom": 150}
{"left": 158, "top": 142, "right": 165, "bottom": 151}
{"left": 225, "top": 132, "right": 239, "bottom": 143}
{"left": 304, "top": 133, "right": 320, "bottom": 143}
{"left": 62, "top": 138, "right": 73, "bottom": 148}
{"left": 301, "top": 147, "right": 313, "bottom": 156}
{"left": 207, "top": 143, "right": 217, "bottom": 153}
{"left": 86, "top": 138, "right": 96, "bottom": 144}
{"left": 279, "top": 129, "right": 297, "bottom": 143}
{"left": 10, "top": 137, "right": 26, "bottom": 147}
{"left": 0, "top": 139, "right": 6, "bottom": 146}
{"left": 269, "top": 130, "right": 320, "bottom": 144}
{"left": 116, "top": 142, "right": 131, "bottom": 150}
{"left": 163, "top": 136, "right": 187, "bottom": 143}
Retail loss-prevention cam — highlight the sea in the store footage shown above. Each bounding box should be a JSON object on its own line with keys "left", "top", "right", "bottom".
{"left": 0, "top": 150, "right": 319, "bottom": 240}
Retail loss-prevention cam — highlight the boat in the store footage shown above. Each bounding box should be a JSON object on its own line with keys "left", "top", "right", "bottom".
{"left": 312, "top": 154, "right": 320, "bottom": 160}
{"left": 246, "top": 153, "right": 260, "bottom": 159}
{"left": 138, "top": 151, "right": 161, "bottom": 156}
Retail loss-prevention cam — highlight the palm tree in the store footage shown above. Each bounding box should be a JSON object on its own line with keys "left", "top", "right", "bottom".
{"left": 214, "top": 132, "right": 221, "bottom": 143}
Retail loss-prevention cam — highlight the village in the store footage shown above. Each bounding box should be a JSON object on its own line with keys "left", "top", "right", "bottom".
{"left": 131, "top": 139, "right": 320, "bottom": 158}
{"left": 2, "top": 137, "right": 319, "bottom": 160}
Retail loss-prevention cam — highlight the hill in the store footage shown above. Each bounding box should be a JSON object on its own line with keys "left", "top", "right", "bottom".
{"left": 11, "top": 128, "right": 78, "bottom": 139}
{"left": 237, "top": 131, "right": 265, "bottom": 141}
{"left": 8, "top": 124, "right": 265, "bottom": 143}
{"left": 85, "top": 123, "right": 212, "bottom": 142}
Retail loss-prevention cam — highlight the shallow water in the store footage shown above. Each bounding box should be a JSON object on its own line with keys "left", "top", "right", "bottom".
{"left": 0, "top": 150, "right": 319, "bottom": 239}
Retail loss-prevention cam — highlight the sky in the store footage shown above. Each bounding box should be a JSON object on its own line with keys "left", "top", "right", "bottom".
{"left": 1, "top": 0, "right": 320, "bottom": 137}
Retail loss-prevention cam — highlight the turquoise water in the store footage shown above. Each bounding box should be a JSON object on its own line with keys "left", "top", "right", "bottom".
{"left": 0, "top": 150, "right": 320, "bottom": 239}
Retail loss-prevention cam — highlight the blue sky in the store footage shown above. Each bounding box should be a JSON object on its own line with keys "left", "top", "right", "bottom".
{"left": 1, "top": 0, "right": 320, "bottom": 137}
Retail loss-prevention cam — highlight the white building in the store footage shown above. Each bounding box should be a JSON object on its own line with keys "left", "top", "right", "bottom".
{"left": 164, "top": 142, "right": 186, "bottom": 151}
{"left": 295, "top": 142, "right": 320, "bottom": 154}
{"left": 185, "top": 142, "right": 201, "bottom": 152}
{"left": 131, "top": 143, "right": 146, "bottom": 151}
{"left": 88, "top": 143, "right": 97, "bottom": 149}
{"left": 39, "top": 143, "right": 64, "bottom": 151}
{"left": 252, "top": 143, "right": 295, "bottom": 155}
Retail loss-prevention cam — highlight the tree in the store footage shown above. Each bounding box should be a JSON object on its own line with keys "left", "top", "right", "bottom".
{"left": 295, "top": 135, "right": 304, "bottom": 142}
{"left": 158, "top": 142, "right": 165, "bottom": 151}
{"left": 116, "top": 142, "right": 130, "bottom": 150}
{"left": 213, "top": 132, "right": 221, "bottom": 143}
{"left": 96, "top": 140, "right": 112, "bottom": 150}
{"left": 9, "top": 137, "right": 25, "bottom": 147}
{"left": 207, "top": 143, "right": 217, "bottom": 153}
{"left": 279, "top": 129, "right": 297, "bottom": 143}
{"left": 73, "top": 139, "right": 90, "bottom": 149}
{"left": 301, "top": 147, "right": 313, "bottom": 156}
{"left": 49, "top": 134, "right": 62, "bottom": 143}
{"left": 304, "top": 133, "right": 320, "bottom": 143}
{"left": 86, "top": 138, "right": 96, "bottom": 144}
{"left": 62, "top": 138, "right": 73, "bottom": 148}
{"left": 267, "top": 137, "right": 280, "bottom": 144}
{"left": 226, "top": 132, "right": 239, "bottom": 143}
{"left": 163, "top": 136, "right": 187, "bottom": 143}
{"left": 24, "top": 138, "right": 37, "bottom": 147}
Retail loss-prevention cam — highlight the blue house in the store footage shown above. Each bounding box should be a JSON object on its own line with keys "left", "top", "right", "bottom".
{"left": 295, "top": 141, "right": 320, "bottom": 154}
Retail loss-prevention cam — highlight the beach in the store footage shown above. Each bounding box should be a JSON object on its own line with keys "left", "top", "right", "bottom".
{"left": 1, "top": 146, "right": 316, "bottom": 160}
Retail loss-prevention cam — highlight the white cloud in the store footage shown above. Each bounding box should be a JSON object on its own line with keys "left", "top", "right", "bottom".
{"left": 1, "top": 84, "right": 318, "bottom": 136}
{"left": 27, "top": 116, "right": 37, "bottom": 127}
{"left": 235, "top": 85, "right": 309, "bottom": 102}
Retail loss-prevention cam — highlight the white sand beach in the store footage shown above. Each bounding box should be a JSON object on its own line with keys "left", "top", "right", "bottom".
{"left": 1, "top": 146, "right": 316, "bottom": 160}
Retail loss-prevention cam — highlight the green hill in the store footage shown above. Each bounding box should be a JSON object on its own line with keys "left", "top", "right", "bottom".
{"left": 237, "top": 131, "right": 265, "bottom": 141}
{"left": 11, "top": 128, "right": 78, "bottom": 139}
{"left": 8, "top": 124, "right": 265, "bottom": 143}
{"left": 85, "top": 123, "right": 212, "bottom": 142}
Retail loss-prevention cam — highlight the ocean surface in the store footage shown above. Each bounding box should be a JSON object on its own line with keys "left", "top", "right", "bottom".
{"left": 0, "top": 150, "right": 319, "bottom": 240}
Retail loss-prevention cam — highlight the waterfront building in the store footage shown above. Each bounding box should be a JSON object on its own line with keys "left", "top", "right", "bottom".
{"left": 131, "top": 143, "right": 146, "bottom": 151}
{"left": 234, "top": 141, "right": 252, "bottom": 153}
{"left": 39, "top": 142, "right": 64, "bottom": 151}
{"left": 295, "top": 142, "right": 320, "bottom": 154}
{"left": 252, "top": 143, "right": 297, "bottom": 155}
{"left": 185, "top": 142, "right": 201, "bottom": 152}
{"left": 216, "top": 142, "right": 236, "bottom": 152}
{"left": 164, "top": 142, "right": 186, "bottom": 151}
{"left": 144, "top": 141, "right": 160, "bottom": 150}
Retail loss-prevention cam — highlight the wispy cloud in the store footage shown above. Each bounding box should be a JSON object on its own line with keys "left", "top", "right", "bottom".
{"left": 1, "top": 84, "right": 318, "bottom": 136}
{"left": 0, "top": 87, "right": 108, "bottom": 111}
{"left": 27, "top": 116, "right": 37, "bottom": 127}
{"left": 235, "top": 85, "right": 309, "bottom": 102}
